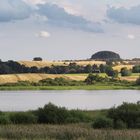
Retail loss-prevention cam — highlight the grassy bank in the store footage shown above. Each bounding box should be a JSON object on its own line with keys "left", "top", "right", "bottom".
{"left": 0, "top": 103, "right": 139, "bottom": 139}
{"left": 0, "top": 85, "right": 139, "bottom": 90}
{"left": 0, "top": 124, "right": 139, "bottom": 140}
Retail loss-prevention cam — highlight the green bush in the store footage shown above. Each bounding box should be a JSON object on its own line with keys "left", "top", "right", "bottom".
{"left": 120, "top": 67, "right": 132, "bottom": 76}
{"left": 92, "top": 117, "right": 113, "bottom": 129}
{"left": 108, "top": 102, "right": 140, "bottom": 129}
{"left": 85, "top": 74, "right": 106, "bottom": 84}
{"left": 114, "top": 120, "right": 127, "bottom": 129}
{"left": 136, "top": 77, "right": 140, "bottom": 85}
{"left": 39, "top": 78, "right": 83, "bottom": 86}
{"left": 10, "top": 112, "right": 37, "bottom": 124}
{"left": 36, "top": 103, "right": 70, "bottom": 124}
{"left": 0, "top": 115, "right": 11, "bottom": 124}
{"left": 35, "top": 103, "right": 90, "bottom": 124}
{"left": 69, "top": 110, "right": 91, "bottom": 123}
{"left": 105, "top": 66, "right": 118, "bottom": 78}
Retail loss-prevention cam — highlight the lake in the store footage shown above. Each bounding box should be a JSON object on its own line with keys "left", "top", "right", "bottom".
{"left": 0, "top": 90, "right": 139, "bottom": 111}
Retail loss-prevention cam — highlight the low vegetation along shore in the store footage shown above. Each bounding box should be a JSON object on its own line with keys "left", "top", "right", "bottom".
{"left": 0, "top": 102, "right": 139, "bottom": 139}
{"left": 0, "top": 73, "right": 139, "bottom": 90}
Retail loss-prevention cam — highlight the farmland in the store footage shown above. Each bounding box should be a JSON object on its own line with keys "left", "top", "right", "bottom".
{"left": 19, "top": 60, "right": 106, "bottom": 68}
{"left": 0, "top": 73, "right": 139, "bottom": 85}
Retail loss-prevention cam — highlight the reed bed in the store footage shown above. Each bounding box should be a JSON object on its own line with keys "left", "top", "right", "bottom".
{"left": 0, "top": 124, "right": 139, "bottom": 140}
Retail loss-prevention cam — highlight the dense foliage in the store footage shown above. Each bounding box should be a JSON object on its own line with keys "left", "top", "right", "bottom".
{"left": 33, "top": 57, "right": 43, "bottom": 61}
{"left": 0, "top": 102, "right": 139, "bottom": 130}
{"left": 92, "top": 102, "right": 140, "bottom": 129}
{"left": 0, "top": 60, "right": 121, "bottom": 78}
{"left": 132, "top": 65, "right": 140, "bottom": 73}
{"left": 108, "top": 102, "right": 140, "bottom": 129}
{"left": 120, "top": 67, "right": 132, "bottom": 76}
{"left": 91, "top": 51, "right": 121, "bottom": 60}
{"left": 0, "top": 103, "right": 91, "bottom": 125}
{"left": 92, "top": 117, "right": 113, "bottom": 128}
{"left": 136, "top": 77, "right": 140, "bottom": 85}
{"left": 35, "top": 103, "right": 90, "bottom": 124}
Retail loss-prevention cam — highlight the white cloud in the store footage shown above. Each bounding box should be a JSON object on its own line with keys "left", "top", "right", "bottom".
{"left": 36, "top": 31, "right": 50, "bottom": 38}
{"left": 127, "top": 34, "right": 135, "bottom": 39}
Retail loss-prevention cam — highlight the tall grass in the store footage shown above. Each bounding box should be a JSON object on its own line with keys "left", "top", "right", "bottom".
{"left": 0, "top": 124, "right": 139, "bottom": 140}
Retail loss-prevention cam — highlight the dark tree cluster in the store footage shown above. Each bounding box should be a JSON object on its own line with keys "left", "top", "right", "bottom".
{"left": 132, "top": 65, "right": 140, "bottom": 73}
{"left": 0, "top": 60, "right": 118, "bottom": 76}
{"left": 91, "top": 51, "right": 121, "bottom": 61}
{"left": 0, "top": 61, "right": 121, "bottom": 79}
{"left": 92, "top": 102, "right": 140, "bottom": 129}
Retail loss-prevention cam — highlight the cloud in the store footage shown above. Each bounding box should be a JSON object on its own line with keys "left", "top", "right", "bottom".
{"left": 36, "top": 31, "right": 50, "bottom": 38}
{"left": 0, "top": 0, "right": 103, "bottom": 33}
{"left": 37, "top": 3, "right": 103, "bottom": 33}
{"left": 107, "top": 5, "right": 140, "bottom": 25}
{"left": 0, "top": 0, "right": 32, "bottom": 22}
{"left": 127, "top": 34, "right": 135, "bottom": 40}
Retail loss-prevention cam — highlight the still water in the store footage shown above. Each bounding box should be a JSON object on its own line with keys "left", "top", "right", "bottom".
{"left": 0, "top": 90, "right": 139, "bottom": 111}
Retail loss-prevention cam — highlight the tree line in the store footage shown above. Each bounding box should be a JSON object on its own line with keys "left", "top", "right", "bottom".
{"left": 0, "top": 60, "right": 139, "bottom": 77}
{"left": 0, "top": 102, "right": 139, "bottom": 130}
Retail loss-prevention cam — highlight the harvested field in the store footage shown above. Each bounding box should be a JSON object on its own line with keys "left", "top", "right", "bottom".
{"left": 18, "top": 60, "right": 106, "bottom": 68}
{"left": 0, "top": 73, "right": 87, "bottom": 84}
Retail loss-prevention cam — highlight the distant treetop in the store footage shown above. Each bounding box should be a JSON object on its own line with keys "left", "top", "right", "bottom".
{"left": 91, "top": 51, "right": 121, "bottom": 61}
{"left": 33, "top": 57, "right": 43, "bottom": 61}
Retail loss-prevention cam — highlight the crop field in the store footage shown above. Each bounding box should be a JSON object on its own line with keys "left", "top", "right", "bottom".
{"left": 0, "top": 73, "right": 139, "bottom": 84}
{"left": 0, "top": 73, "right": 87, "bottom": 84}
{"left": 0, "top": 73, "right": 108, "bottom": 84}
{"left": 18, "top": 60, "right": 106, "bottom": 68}
{"left": 113, "top": 65, "right": 134, "bottom": 72}
{"left": 119, "top": 73, "right": 140, "bottom": 81}
{"left": 0, "top": 124, "right": 139, "bottom": 140}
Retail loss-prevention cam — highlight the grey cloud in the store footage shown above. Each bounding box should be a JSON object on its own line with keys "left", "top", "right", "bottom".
{"left": 107, "top": 5, "right": 140, "bottom": 25}
{"left": 0, "top": 1, "right": 103, "bottom": 32}
{"left": 0, "top": 0, "right": 32, "bottom": 22}
{"left": 37, "top": 3, "right": 103, "bottom": 33}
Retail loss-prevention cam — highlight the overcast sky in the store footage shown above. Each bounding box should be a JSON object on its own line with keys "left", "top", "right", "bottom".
{"left": 0, "top": 0, "right": 140, "bottom": 61}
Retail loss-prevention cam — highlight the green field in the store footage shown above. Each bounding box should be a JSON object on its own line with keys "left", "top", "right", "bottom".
{"left": 0, "top": 84, "right": 139, "bottom": 91}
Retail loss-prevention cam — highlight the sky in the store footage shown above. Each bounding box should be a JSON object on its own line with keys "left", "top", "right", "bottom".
{"left": 0, "top": 0, "right": 140, "bottom": 61}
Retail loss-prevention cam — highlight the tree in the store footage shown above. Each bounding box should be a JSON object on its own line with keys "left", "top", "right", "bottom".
{"left": 33, "top": 57, "right": 43, "bottom": 61}
{"left": 132, "top": 65, "right": 140, "bottom": 73}
{"left": 85, "top": 74, "right": 104, "bottom": 84}
{"left": 120, "top": 67, "right": 132, "bottom": 76}
{"left": 136, "top": 77, "right": 140, "bottom": 85}
{"left": 105, "top": 66, "right": 118, "bottom": 78}
{"left": 84, "top": 65, "right": 92, "bottom": 73}
{"left": 91, "top": 51, "right": 121, "bottom": 61}
{"left": 108, "top": 102, "right": 140, "bottom": 128}
{"left": 99, "top": 64, "right": 106, "bottom": 73}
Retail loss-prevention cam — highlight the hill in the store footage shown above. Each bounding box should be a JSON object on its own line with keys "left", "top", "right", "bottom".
{"left": 91, "top": 51, "right": 121, "bottom": 60}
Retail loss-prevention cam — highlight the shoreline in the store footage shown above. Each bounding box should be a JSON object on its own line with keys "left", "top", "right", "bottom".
{"left": 0, "top": 85, "right": 139, "bottom": 91}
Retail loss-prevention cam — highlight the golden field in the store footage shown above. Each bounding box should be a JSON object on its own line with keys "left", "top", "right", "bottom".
{"left": 0, "top": 60, "right": 138, "bottom": 84}
{"left": 19, "top": 60, "right": 106, "bottom": 68}
{"left": 0, "top": 73, "right": 138, "bottom": 84}
{"left": 0, "top": 73, "right": 88, "bottom": 84}
{"left": 19, "top": 61, "right": 134, "bottom": 72}
{"left": 113, "top": 65, "right": 134, "bottom": 72}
